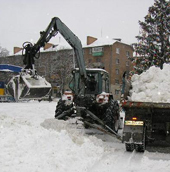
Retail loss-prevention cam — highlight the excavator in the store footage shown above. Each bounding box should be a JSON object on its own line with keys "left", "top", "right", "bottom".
{"left": 7, "top": 17, "right": 121, "bottom": 137}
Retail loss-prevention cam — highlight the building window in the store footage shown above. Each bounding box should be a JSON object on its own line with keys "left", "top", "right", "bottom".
{"left": 96, "top": 57, "right": 101, "bottom": 62}
{"left": 92, "top": 47, "right": 103, "bottom": 53}
{"left": 126, "top": 61, "right": 129, "bottom": 66}
{"left": 89, "top": 49, "right": 92, "bottom": 54}
{"left": 116, "top": 69, "right": 119, "bottom": 75}
{"left": 115, "top": 79, "right": 119, "bottom": 84}
{"left": 115, "top": 89, "right": 120, "bottom": 95}
{"left": 126, "top": 51, "right": 130, "bottom": 57}
{"left": 116, "top": 48, "right": 120, "bottom": 54}
{"left": 92, "top": 47, "right": 104, "bottom": 56}
{"left": 116, "top": 59, "right": 119, "bottom": 64}
{"left": 88, "top": 59, "right": 92, "bottom": 63}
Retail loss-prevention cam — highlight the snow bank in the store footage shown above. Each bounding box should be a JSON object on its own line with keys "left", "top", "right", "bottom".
{"left": 129, "top": 64, "right": 170, "bottom": 103}
{"left": 0, "top": 102, "right": 104, "bottom": 172}
{"left": 0, "top": 102, "right": 170, "bottom": 172}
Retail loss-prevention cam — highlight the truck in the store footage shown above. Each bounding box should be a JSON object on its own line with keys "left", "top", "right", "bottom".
{"left": 121, "top": 74, "right": 170, "bottom": 152}
{"left": 6, "top": 17, "right": 121, "bottom": 136}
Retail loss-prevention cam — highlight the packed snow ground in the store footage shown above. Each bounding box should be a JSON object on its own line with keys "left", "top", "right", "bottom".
{"left": 0, "top": 101, "right": 170, "bottom": 172}
{"left": 129, "top": 63, "right": 170, "bottom": 103}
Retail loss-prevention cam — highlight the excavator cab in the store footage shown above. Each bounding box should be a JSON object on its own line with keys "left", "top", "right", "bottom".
{"left": 69, "top": 68, "right": 110, "bottom": 96}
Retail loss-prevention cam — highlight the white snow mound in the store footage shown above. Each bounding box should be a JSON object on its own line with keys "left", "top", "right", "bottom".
{"left": 129, "top": 63, "right": 170, "bottom": 103}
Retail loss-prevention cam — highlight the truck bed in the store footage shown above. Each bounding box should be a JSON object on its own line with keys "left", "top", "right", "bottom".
{"left": 122, "top": 101, "right": 170, "bottom": 109}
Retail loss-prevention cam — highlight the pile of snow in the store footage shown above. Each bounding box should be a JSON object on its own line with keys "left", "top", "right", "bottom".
{"left": 0, "top": 102, "right": 104, "bottom": 172}
{"left": 129, "top": 63, "right": 170, "bottom": 103}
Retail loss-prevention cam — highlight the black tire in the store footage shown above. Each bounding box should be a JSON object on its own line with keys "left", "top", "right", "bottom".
{"left": 135, "top": 127, "right": 146, "bottom": 152}
{"left": 55, "top": 99, "right": 65, "bottom": 118}
{"left": 135, "top": 144, "right": 145, "bottom": 152}
{"left": 83, "top": 123, "right": 90, "bottom": 129}
{"left": 55, "top": 99, "right": 73, "bottom": 119}
{"left": 105, "top": 100, "right": 120, "bottom": 132}
{"left": 125, "top": 143, "right": 134, "bottom": 152}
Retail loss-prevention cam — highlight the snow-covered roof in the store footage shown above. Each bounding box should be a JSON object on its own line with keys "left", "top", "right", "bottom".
{"left": 83, "top": 38, "right": 117, "bottom": 48}
{"left": 12, "top": 38, "right": 132, "bottom": 55}
{"left": 74, "top": 67, "right": 108, "bottom": 73}
{"left": 83, "top": 37, "right": 131, "bottom": 48}
{"left": 0, "top": 64, "right": 22, "bottom": 72}
{"left": 42, "top": 43, "right": 72, "bottom": 52}
{"left": 12, "top": 43, "right": 72, "bottom": 56}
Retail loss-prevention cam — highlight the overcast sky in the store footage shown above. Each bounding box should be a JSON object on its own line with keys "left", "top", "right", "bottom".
{"left": 0, "top": 0, "right": 154, "bottom": 55}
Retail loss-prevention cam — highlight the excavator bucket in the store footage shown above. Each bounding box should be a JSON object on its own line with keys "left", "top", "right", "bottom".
{"left": 7, "top": 74, "right": 51, "bottom": 101}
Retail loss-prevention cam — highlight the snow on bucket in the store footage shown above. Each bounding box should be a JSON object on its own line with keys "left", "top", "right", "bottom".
{"left": 7, "top": 74, "right": 51, "bottom": 101}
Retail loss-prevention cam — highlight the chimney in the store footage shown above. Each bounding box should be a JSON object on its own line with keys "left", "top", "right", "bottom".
{"left": 87, "top": 36, "right": 97, "bottom": 45}
{"left": 14, "top": 47, "right": 23, "bottom": 54}
{"left": 113, "top": 38, "right": 121, "bottom": 42}
{"left": 44, "top": 43, "right": 54, "bottom": 50}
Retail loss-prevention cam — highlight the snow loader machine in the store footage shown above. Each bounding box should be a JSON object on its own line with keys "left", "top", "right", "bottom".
{"left": 121, "top": 76, "right": 170, "bottom": 152}
{"left": 6, "top": 17, "right": 122, "bottom": 137}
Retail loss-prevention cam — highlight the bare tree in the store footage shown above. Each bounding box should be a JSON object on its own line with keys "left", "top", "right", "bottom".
{"left": 0, "top": 46, "right": 9, "bottom": 57}
{"left": 49, "top": 49, "right": 74, "bottom": 94}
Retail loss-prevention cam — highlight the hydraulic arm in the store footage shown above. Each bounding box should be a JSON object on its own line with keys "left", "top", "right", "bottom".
{"left": 7, "top": 17, "right": 87, "bottom": 100}
{"left": 23, "top": 17, "right": 87, "bottom": 84}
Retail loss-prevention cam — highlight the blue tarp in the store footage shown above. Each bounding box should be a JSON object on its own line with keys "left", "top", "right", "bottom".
{"left": 0, "top": 64, "right": 22, "bottom": 72}
{"left": 0, "top": 81, "right": 4, "bottom": 88}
